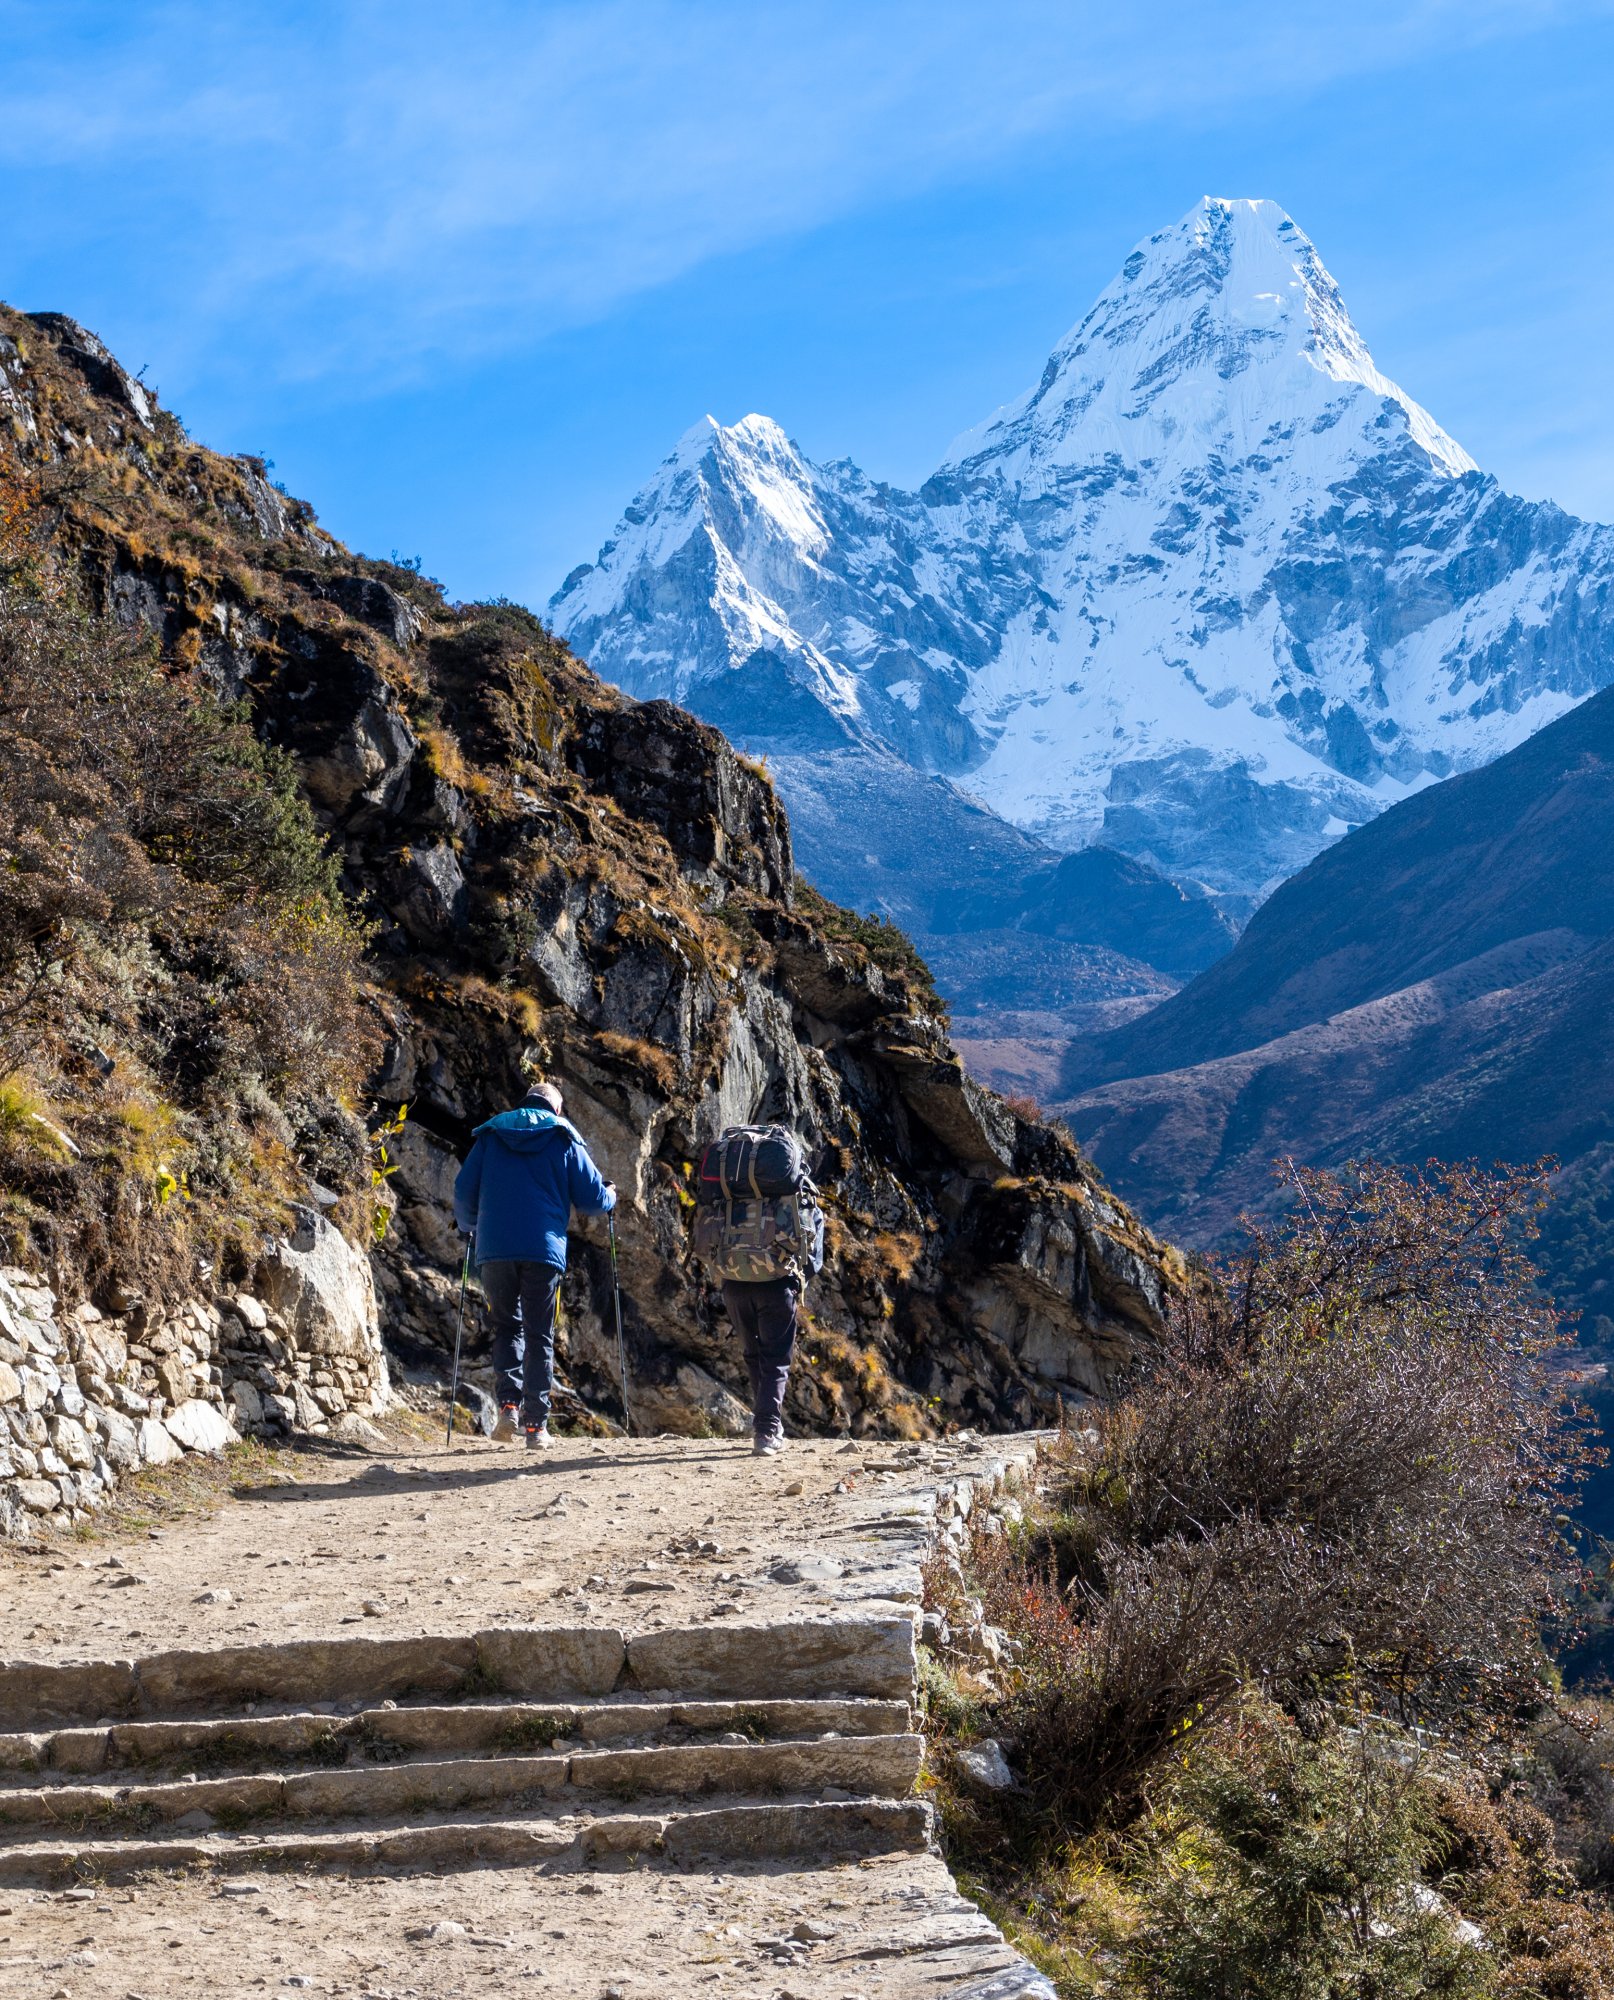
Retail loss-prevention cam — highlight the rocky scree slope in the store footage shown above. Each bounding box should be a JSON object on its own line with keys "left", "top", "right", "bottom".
{"left": 552, "top": 195, "right": 1614, "bottom": 944}
{"left": 1055, "top": 680, "right": 1614, "bottom": 1256}
{"left": 0, "top": 304, "right": 1177, "bottom": 1444}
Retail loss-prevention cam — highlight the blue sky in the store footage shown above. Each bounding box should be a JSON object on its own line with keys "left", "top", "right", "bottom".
{"left": 3, "top": 1, "right": 1612, "bottom": 604}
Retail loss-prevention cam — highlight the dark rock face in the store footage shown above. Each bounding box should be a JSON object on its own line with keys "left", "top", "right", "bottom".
{"left": 569, "top": 698, "right": 791, "bottom": 899}
{"left": 315, "top": 573, "right": 426, "bottom": 651}
{"left": 956, "top": 845, "right": 1237, "bottom": 977}
{"left": 0, "top": 301, "right": 1178, "bottom": 1438}
{"left": 298, "top": 665, "right": 419, "bottom": 817}
{"left": 1057, "top": 683, "right": 1614, "bottom": 1247}
{"left": 390, "top": 843, "right": 468, "bottom": 942}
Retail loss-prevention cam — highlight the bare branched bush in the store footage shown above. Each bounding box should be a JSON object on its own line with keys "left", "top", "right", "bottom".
{"left": 976, "top": 1161, "right": 1594, "bottom": 1833}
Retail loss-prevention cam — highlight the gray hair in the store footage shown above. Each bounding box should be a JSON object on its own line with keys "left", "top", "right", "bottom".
{"left": 525, "top": 1080, "right": 564, "bottom": 1113}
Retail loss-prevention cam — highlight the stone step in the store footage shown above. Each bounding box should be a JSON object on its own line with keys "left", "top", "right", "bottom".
{"left": 0, "top": 1733, "right": 925, "bottom": 1835}
{"left": 0, "top": 1618, "right": 927, "bottom": 1886}
{"left": 0, "top": 1694, "right": 912, "bottom": 1779}
{"left": 0, "top": 1794, "right": 935, "bottom": 1886}
{"left": 0, "top": 1616, "right": 916, "bottom": 1727}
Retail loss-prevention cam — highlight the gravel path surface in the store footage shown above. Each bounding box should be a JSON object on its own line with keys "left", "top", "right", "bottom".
{"left": 0, "top": 1422, "right": 1051, "bottom": 2000}
{"left": 0, "top": 1849, "right": 1031, "bottom": 1998}
{"left": 1, "top": 1426, "right": 1031, "bottom": 1663}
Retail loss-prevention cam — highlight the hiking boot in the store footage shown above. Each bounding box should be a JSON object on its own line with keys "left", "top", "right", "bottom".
{"left": 525, "top": 1425, "right": 552, "bottom": 1451}
{"left": 492, "top": 1405, "right": 520, "bottom": 1443}
{"left": 753, "top": 1427, "right": 785, "bottom": 1457}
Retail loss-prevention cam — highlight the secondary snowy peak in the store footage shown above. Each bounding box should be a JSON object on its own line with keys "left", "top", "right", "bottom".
{"left": 945, "top": 197, "right": 1474, "bottom": 479}
{"left": 556, "top": 407, "right": 992, "bottom": 763}
{"left": 556, "top": 412, "right": 863, "bottom": 726}
{"left": 551, "top": 197, "right": 1614, "bottom": 908}
{"left": 561, "top": 414, "right": 827, "bottom": 635}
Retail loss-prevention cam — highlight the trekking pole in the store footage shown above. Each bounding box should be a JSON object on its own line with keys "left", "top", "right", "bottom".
{"left": 445, "top": 1236, "right": 472, "bottom": 1446}
{"left": 607, "top": 1209, "right": 632, "bottom": 1437}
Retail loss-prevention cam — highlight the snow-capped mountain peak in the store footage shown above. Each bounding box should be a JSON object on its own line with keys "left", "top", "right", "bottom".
{"left": 946, "top": 196, "right": 1474, "bottom": 480}
{"left": 551, "top": 198, "right": 1614, "bottom": 916}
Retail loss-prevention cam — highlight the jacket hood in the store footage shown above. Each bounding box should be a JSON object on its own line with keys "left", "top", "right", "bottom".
{"left": 474, "top": 1106, "right": 584, "bottom": 1153}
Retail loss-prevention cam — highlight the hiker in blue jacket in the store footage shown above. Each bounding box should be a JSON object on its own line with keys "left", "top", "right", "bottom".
{"left": 452, "top": 1080, "right": 616, "bottom": 1449}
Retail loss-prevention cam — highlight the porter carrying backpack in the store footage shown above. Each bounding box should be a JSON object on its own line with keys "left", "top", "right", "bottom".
{"left": 692, "top": 1124, "right": 825, "bottom": 1284}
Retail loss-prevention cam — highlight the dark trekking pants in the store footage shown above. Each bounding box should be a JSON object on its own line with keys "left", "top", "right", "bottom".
{"left": 721, "top": 1276, "right": 800, "bottom": 1441}
{"left": 481, "top": 1259, "right": 563, "bottom": 1428}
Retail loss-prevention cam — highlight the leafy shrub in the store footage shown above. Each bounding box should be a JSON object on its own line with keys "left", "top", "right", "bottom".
{"left": 0, "top": 588, "right": 374, "bottom": 1088}
{"left": 1515, "top": 1701, "right": 1614, "bottom": 1894}
{"left": 929, "top": 1682, "right": 1614, "bottom": 1998}
{"left": 0, "top": 478, "right": 378, "bottom": 1286}
{"left": 1128, "top": 1702, "right": 1490, "bottom": 2000}
{"left": 1429, "top": 1755, "right": 1614, "bottom": 1996}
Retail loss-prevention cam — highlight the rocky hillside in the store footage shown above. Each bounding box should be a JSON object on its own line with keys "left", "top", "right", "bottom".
{"left": 1056, "top": 681, "right": 1614, "bottom": 1276}
{"left": 0, "top": 304, "right": 1178, "bottom": 1473}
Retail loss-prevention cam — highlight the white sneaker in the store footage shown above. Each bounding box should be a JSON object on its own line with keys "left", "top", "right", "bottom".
{"left": 492, "top": 1406, "right": 520, "bottom": 1443}
{"left": 525, "top": 1425, "right": 552, "bottom": 1452}
{"left": 753, "top": 1428, "right": 785, "bottom": 1457}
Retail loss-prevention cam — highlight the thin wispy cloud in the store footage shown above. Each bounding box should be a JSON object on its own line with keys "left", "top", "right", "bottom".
{"left": 2, "top": 0, "right": 1604, "bottom": 389}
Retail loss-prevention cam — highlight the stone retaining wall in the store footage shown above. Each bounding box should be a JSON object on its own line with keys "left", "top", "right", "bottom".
{"left": 0, "top": 1210, "right": 390, "bottom": 1540}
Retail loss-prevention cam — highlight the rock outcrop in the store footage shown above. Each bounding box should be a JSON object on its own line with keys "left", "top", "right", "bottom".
{"left": 0, "top": 303, "right": 1179, "bottom": 1459}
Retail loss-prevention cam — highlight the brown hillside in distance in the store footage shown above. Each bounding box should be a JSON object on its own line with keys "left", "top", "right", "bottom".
{"left": 1057, "top": 682, "right": 1614, "bottom": 1245}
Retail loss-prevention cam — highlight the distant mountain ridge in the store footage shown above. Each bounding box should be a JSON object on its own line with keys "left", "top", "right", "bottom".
{"left": 552, "top": 196, "right": 1614, "bottom": 923}
{"left": 1055, "top": 681, "right": 1614, "bottom": 1260}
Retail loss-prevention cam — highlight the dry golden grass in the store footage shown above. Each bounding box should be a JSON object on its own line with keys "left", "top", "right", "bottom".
{"left": 593, "top": 1030, "right": 679, "bottom": 1092}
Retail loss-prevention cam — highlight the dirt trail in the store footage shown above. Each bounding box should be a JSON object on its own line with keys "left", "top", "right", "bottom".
{"left": 1, "top": 1426, "right": 1017, "bottom": 1663}
{"left": 1, "top": 1848, "right": 1032, "bottom": 1998}
{"left": 0, "top": 1423, "right": 1050, "bottom": 2000}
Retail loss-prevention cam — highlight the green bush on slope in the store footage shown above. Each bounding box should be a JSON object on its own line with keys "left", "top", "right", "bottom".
{"left": 0, "top": 467, "right": 377, "bottom": 1293}
{"left": 1128, "top": 1706, "right": 1489, "bottom": 2000}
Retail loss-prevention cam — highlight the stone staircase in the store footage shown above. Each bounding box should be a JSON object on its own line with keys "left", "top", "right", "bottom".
{"left": 0, "top": 1615, "right": 931, "bottom": 1886}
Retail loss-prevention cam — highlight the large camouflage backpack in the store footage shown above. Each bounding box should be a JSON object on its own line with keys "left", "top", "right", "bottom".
{"left": 692, "top": 1125, "right": 825, "bottom": 1285}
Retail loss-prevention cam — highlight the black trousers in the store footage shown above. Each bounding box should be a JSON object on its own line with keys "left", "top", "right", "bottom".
{"left": 721, "top": 1277, "right": 800, "bottom": 1440}
{"left": 481, "top": 1260, "right": 563, "bottom": 1427}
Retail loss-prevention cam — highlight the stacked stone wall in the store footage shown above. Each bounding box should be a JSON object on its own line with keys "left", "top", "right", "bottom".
{"left": 0, "top": 1210, "right": 390, "bottom": 1540}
